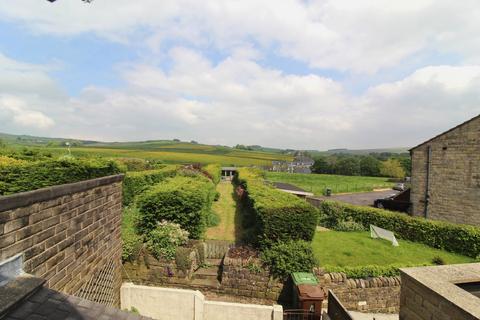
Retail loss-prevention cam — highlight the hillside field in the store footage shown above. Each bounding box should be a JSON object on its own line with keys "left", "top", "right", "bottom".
{"left": 265, "top": 172, "right": 394, "bottom": 195}
{"left": 2, "top": 141, "right": 292, "bottom": 166}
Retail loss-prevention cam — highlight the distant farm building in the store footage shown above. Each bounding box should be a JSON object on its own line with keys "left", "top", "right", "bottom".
{"left": 410, "top": 114, "right": 480, "bottom": 226}
{"left": 271, "top": 154, "right": 314, "bottom": 174}
{"left": 221, "top": 167, "right": 237, "bottom": 180}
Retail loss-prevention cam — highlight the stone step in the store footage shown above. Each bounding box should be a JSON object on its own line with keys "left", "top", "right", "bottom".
{"left": 190, "top": 278, "right": 221, "bottom": 289}
{"left": 193, "top": 267, "right": 219, "bottom": 280}
{"left": 205, "top": 258, "right": 222, "bottom": 266}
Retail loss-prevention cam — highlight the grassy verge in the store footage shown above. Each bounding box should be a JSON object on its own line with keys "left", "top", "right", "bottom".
{"left": 206, "top": 181, "right": 242, "bottom": 241}
{"left": 266, "top": 172, "right": 394, "bottom": 195}
{"left": 312, "top": 231, "right": 475, "bottom": 268}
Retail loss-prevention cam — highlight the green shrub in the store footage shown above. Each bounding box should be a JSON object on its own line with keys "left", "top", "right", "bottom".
{"left": 261, "top": 240, "right": 318, "bottom": 279}
{"left": 319, "top": 201, "right": 480, "bottom": 258}
{"left": 121, "top": 206, "right": 143, "bottom": 262}
{"left": 206, "top": 211, "right": 220, "bottom": 227}
{"left": 235, "top": 168, "right": 318, "bottom": 246}
{"left": 123, "top": 166, "right": 178, "bottom": 205}
{"left": 175, "top": 247, "right": 193, "bottom": 273}
{"left": 0, "top": 158, "right": 121, "bottom": 195}
{"left": 137, "top": 175, "right": 216, "bottom": 239}
{"left": 432, "top": 256, "right": 445, "bottom": 265}
{"left": 322, "top": 264, "right": 426, "bottom": 278}
{"left": 145, "top": 221, "right": 189, "bottom": 260}
{"left": 333, "top": 220, "right": 366, "bottom": 232}
{"left": 203, "top": 164, "right": 221, "bottom": 184}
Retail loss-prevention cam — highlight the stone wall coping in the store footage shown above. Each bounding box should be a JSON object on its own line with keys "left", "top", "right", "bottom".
{"left": 400, "top": 263, "right": 480, "bottom": 318}
{"left": 0, "top": 174, "right": 124, "bottom": 212}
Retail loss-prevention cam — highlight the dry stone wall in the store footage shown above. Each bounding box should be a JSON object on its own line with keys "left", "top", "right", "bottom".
{"left": 314, "top": 269, "right": 400, "bottom": 313}
{"left": 0, "top": 175, "right": 124, "bottom": 306}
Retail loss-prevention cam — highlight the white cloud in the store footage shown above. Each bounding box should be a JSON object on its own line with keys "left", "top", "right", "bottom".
{"left": 1, "top": 0, "right": 480, "bottom": 73}
{"left": 0, "top": 95, "right": 55, "bottom": 129}
{"left": 2, "top": 48, "right": 479, "bottom": 149}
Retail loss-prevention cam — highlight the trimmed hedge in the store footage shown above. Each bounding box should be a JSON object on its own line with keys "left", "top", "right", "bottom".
{"left": 123, "top": 166, "right": 178, "bottom": 205}
{"left": 235, "top": 168, "right": 318, "bottom": 246}
{"left": 137, "top": 175, "right": 216, "bottom": 239}
{"left": 319, "top": 201, "right": 480, "bottom": 258}
{"left": 202, "top": 164, "right": 221, "bottom": 184}
{"left": 0, "top": 158, "right": 121, "bottom": 195}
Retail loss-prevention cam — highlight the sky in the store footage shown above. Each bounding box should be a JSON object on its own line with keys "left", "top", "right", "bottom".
{"left": 0, "top": 0, "right": 479, "bottom": 150}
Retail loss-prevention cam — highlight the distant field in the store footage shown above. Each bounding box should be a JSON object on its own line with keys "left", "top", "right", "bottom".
{"left": 312, "top": 231, "right": 474, "bottom": 267}
{"left": 265, "top": 172, "right": 394, "bottom": 195}
{"left": 41, "top": 144, "right": 292, "bottom": 166}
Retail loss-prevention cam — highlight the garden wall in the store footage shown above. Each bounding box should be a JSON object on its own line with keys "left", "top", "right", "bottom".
{"left": 121, "top": 283, "right": 283, "bottom": 320}
{"left": 0, "top": 175, "right": 124, "bottom": 306}
{"left": 314, "top": 269, "right": 400, "bottom": 313}
{"left": 124, "top": 250, "right": 400, "bottom": 313}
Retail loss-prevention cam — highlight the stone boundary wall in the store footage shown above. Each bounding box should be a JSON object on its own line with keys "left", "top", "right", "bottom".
{"left": 122, "top": 249, "right": 400, "bottom": 313}
{"left": 221, "top": 255, "right": 284, "bottom": 301}
{"left": 0, "top": 175, "right": 124, "bottom": 306}
{"left": 314, "top": 269, "right": 401, "bottom": 313}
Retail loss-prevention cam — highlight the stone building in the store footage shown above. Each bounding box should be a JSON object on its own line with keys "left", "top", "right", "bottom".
{"left": 410, "top": 114, "right": 480, "bottom": 226}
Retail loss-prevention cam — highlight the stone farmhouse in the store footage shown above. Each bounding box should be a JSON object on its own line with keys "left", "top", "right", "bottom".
{"left": 410, "top": 114, "right": 480, "bottom": 226}
{"left": 272, "top": 154, "right": 315, "bottom": 174}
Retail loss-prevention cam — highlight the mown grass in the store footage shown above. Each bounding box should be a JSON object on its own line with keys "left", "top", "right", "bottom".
{"left": 312, "top": 231, "right": 475, "bottom": 267}
{"left": 265, "top": 172, "right": 394, "bottom": 195}
{"left": 206, "top": 181, "right": 239, "bottom": 241}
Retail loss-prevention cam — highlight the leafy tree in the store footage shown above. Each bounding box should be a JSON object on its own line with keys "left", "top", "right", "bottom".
{"left": 359, "top": 156, "right": 381, "bottom": 176}
{"left": 399, "top": 157, "right": 412, "bottom": 177}
{"left": 380, "top": 159, "right": 406, "bottom": 178}
{"left": 334, "top": 157, "right": 361, "bottom": 176}
{"left": 312, "top": 156, "right": 332, "bottom": 174}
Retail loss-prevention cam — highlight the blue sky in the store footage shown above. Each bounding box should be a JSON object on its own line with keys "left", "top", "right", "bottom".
{"left": 0, "top": 0, "right": 479, "bottom": 149}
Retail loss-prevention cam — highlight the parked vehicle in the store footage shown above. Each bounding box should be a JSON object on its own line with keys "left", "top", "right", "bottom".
{"left": 393, "top": 183, "right": 406, "bottom": 191}
{"left": 374, "top": 189, "right": 411, "bottom": 213}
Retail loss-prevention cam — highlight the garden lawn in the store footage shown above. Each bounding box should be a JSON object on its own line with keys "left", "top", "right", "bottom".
{"left": 312, "top": 231, "right": 475, "bottom": 267}
{"left": 266, "top": 172, "right": 394, "bottom": 195}
{"left": 206, "top": 181, "right": 242, "bottom": 241}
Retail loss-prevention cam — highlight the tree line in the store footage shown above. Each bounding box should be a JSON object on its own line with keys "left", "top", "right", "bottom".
{"left": 311, "top": 153, "right": 411, "bottom": 178}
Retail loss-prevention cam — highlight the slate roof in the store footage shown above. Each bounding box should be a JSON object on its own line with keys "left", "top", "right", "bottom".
{"left": 1, "top": 276, "right": 152, "bottom": 320}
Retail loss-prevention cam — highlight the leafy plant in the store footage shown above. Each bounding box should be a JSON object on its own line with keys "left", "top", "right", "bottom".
{"left": 145, "top": 221, "right": 189, "bottom": 260}
{"left": 261, "top": 240, "right": 318, "bottom": 279}
{"left": 432, "top": 256, "right": 445, "bottom": 265}
{"left": 333, "top": 220, "right": 366, "bottom": 232}
{"left": 121, "top": 206, "right": 143, "bottom": 262}
{"left": 175, "top": 247, "right": 193, "bottom": 273}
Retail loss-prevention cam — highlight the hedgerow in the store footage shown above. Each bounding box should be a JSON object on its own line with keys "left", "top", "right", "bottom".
{"left": 319, "top": 201, "right": 480, "bottom": 258}
{"left": 235, "top": 168, "right": 318, "bottom": 247}
{"left": 137, "top": 175, "right": 216, "bottom": 239}
{"left": 115, "top": 158, "right": 164, "bottom": 172}
{"left": 202, "top": 164, "right": 221, "bottom": 184}
{"left": 122, "top": 165, "right": 178, "bottom": 205}
{"left": 0, "top": 158, "right": 121, "bottom": 195}
{"left": 121, "top": 206, "right": 143, "bottom": 262}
